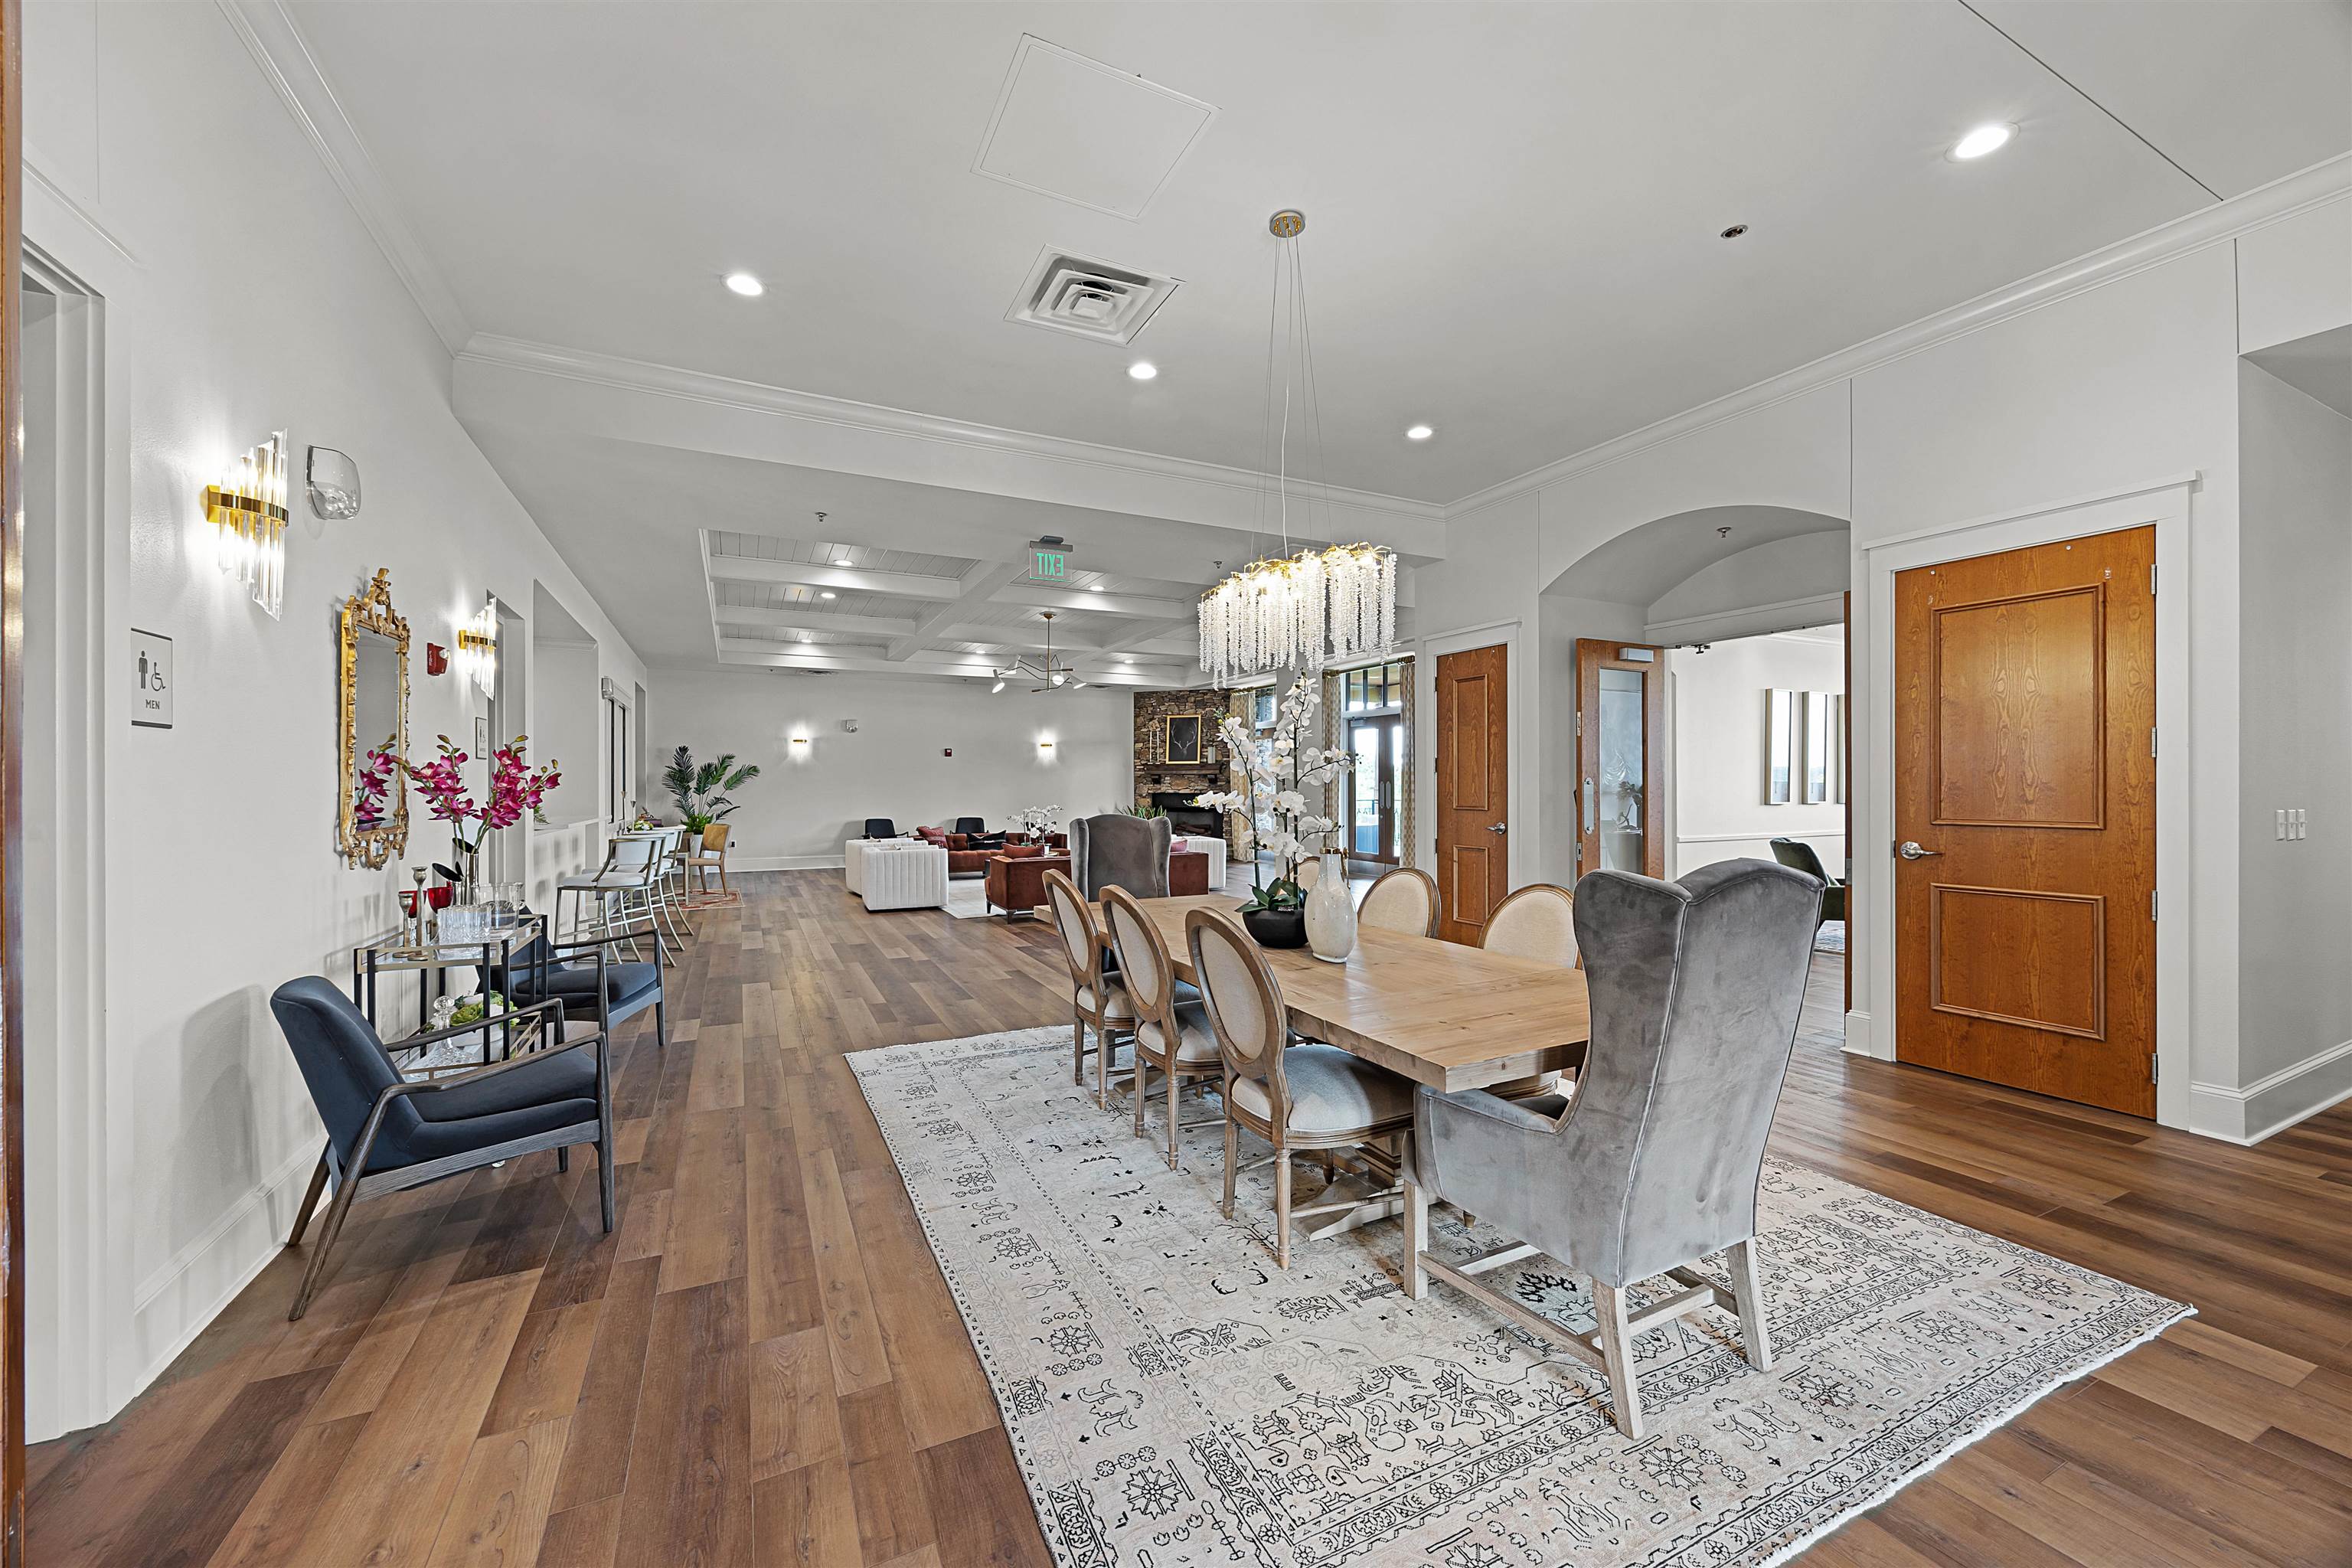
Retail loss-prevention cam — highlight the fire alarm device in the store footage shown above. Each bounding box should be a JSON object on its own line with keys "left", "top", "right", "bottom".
{"left": 943, "top": 748, "right": 953, "bottom": 757}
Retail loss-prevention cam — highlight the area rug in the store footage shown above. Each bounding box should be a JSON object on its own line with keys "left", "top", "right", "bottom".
{"left": 1812, "top": 920, "right": 1846, "bottom": 955}
{"left": 850, "top": 1027, "right": 2188, "bottom": 1568}
{"left": 946, "top": 878, "right": 1018, "bottom": 920}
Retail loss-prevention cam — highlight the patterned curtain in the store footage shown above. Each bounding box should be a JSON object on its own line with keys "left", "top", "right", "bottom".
{"left": 1396, "top": 656, "right": 1418, "bottom": 869}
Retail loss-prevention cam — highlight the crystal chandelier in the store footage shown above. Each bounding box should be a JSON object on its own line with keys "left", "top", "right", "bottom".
{"left": 1198, "top": 210, "right": 1396, "bottom": 685}
{"left": 989, "top": 611, "right": 1084, "bottom": 693}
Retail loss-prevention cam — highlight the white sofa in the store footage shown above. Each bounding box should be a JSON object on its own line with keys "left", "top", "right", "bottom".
{"left": 858, "top": 841, "right": 949, "bottom": 911}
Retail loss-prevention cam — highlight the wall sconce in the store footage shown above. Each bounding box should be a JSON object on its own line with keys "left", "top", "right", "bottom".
{"left": 1038, "top": 739, "right": 1057, "bottom": 756}
{"left": 207, "top": 430, "right": 289, "bottom": 619}
{"left": 306, "top": 446, "right": 362, "bottom": 520}
{"left": 455, "top": 596, "right": 498, "bottom": 696}
{"left": 789, "top": 733, "right": 811, "bottom": 760}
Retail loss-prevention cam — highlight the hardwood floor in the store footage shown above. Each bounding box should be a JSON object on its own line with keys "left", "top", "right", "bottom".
{"left": 27, "top": 873, "right": 2352, "bottom": 1566}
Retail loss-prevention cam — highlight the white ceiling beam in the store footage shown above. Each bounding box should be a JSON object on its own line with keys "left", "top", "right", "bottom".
{"left": 991, "top": 583, "right": 1194, "bottom": 619}
{"left": 710, "top": 603, "right": 920, "bottom": 635}
{"left": 887, "top": 561, "right": 1031, "bottom": 661}
{"left": 704, "top": 554, "right": 966, "bottom": 599}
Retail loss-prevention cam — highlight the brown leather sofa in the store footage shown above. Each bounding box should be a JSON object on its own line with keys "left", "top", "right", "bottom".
{"left": 915, "top": 825, "right": 1014, "bottom": 877}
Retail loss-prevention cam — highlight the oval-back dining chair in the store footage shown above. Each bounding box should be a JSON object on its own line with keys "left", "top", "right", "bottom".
{"left": 1104, "top": 887, "right": 1223, "bottom": 1167}
{"left": 1358, "top": 867, "right": 1440, "bottom": 937}
{"left": 1480, "top": 882, "right": 1580, "bottom": 1097}
{"left": 1044, "top": 868, "right": 1135, "bottom": 1107}
{"left": 1186, "top": 907, "right": 1414, "bottom": 1268}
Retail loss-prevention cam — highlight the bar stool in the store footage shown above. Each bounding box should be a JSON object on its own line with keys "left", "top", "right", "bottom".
{"left": 555, "top": 835, "right": 671, "bottom": 965}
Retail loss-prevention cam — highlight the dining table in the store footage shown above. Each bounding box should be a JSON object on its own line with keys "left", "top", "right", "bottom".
{"left": 1128, "top": 893, "right": 1592, "bottom": 1093}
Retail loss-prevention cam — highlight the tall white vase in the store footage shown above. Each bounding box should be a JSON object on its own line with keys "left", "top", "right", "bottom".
{"left": 1305, "top": 851, "right": 1356, "bottom": 964}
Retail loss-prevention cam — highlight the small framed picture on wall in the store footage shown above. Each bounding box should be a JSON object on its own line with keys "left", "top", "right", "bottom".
{"left": 1163, "top": 714, "right": 1202, "bottom": 765}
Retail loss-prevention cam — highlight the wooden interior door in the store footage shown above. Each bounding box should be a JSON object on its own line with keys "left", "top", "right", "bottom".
{"left": 1574, "top": 639, "right": 1665, "bottom": 879}
{"left": 1434, "top": 644, "right": 1509, "bottom": 943}
{"left": 1893, "top": 526, "right": 2155, "bottom": 1116}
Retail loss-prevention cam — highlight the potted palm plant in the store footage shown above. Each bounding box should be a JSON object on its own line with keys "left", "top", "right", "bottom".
{"left": 664, "top": 745, "right": 763, "bottom": 833}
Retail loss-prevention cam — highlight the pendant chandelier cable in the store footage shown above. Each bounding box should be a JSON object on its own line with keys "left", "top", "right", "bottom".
{"left": 1199, "top": 210, "right": 1397, "bottom": 686}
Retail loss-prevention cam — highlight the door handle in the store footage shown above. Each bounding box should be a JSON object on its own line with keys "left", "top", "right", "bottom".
{"left": 1896, "top": 840, "right": 1942, "bottom": 860}
{"left": 1488, "top": 822, "right": 1509, "bottom": 835}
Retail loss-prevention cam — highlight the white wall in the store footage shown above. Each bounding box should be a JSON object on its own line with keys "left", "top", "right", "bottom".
{"left": 1668, "top": 635, "right": 1845, "bottom": 878}
{"left": 533, "top": 637, "right": 603, "bottom": 831}
{"left": 21, "top": 3, "right": 646, "bottom": 1434}
{"left": 2236, "top": 360, "right": 2352, "bottom": 1121}
{"left": 648, "top": 668, "right": 1135, "bottom": 867}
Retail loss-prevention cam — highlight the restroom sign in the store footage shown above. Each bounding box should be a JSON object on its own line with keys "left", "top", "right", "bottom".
{"left": 1026, "top": 539, "right": 1070, "bottom": 583}
{"left": 132, "top": 628, "right": 174, "bottom": 729}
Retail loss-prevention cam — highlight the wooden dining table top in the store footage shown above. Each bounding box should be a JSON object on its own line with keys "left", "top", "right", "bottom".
{"left": 1127, "top": 894, "right": 1590, "bottom": 1093}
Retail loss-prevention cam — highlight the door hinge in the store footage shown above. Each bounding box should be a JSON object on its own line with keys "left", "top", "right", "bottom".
{"left": 2151, "top": 890, "right": 2158, "bottom": 921}
{"left": 2150, "top": 727, "right": 2158, "bottom": 758}
{"left": 2150, "top": 564, "right": 2158, "bottom": 596}
{"left": 2151, "top": 1054, "right": 2159, "bottom": 1083}
{"left": 1576, "top": 712, "right": 1583, "bottom": 739}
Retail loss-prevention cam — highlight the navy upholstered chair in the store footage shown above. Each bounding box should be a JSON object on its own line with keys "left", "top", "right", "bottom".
{"left": 273, "top": 974, "right": 613, "bottom": 1320}
{"left": 480, "top": 918, "right": 666, "bottom": 1051}
{"left": 1070, "top": 812, "right": 1171, "bottom": 900}
{"left": 1400, "top": 859, "right": 1821, "bottom": 1438}
{"left": 863, "top": 818, "right": 897, "bottom": 838}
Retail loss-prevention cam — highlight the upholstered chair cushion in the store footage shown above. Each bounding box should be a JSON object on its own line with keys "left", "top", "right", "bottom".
{"left": 1076, "top": 981, "right": 1137, "bottom": 1022}
{"left": 1138, "top": 1000, "right": 1220, "bottom": 1065}
{"left": 1231, "top": 1044, "right": 1415, "bottom": 1135}
{"left": 1071, "top": 814, "right": 1172, "bottom": 900}
{"left": 1483, "top": 885, "right": 1577, "bottom": 966}
{"left": 1359, "top": 869, "right": 1439, "bottom": 936}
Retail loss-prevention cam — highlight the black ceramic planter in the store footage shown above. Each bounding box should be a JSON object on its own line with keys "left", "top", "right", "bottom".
{"left": 1242, "top": 906, "right": 1308, "bottom": 949}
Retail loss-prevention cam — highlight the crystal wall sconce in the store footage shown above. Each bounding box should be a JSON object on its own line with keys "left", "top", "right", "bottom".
{"left": 207, "top": 430, "right": 289, "bottom": 619}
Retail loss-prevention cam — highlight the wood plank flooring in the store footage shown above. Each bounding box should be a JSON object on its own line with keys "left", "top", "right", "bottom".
{"left": 27, "top": 873, "right": 2352, "bottom": 1566}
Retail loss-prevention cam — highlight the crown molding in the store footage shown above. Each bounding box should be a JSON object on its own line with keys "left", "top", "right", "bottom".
{"left": 456, "top": 332, "right": 1447, "bottom": 533}
{"left": 1449, "top": 152, "right": 2352, "bottom": 521}
{"left": 218, "top": 0, "right": 472, "bottom": 355}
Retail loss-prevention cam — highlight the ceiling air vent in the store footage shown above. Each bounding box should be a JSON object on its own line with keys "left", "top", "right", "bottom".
{"left": 1005, "top": 247, "right": 1180, "bottom": 346}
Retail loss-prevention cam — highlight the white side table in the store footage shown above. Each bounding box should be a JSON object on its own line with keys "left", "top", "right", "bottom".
{"left": 861, "top": 843, "right": 949, "bottom": 911}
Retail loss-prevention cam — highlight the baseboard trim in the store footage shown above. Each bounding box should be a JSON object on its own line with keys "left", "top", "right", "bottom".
{"left": 2187, "top": 1037, "right": 2352, "bottom": 1144}
{"left": 128, "top": 1141, "right": 318, "bottom": 1403}
{"left": 1842, "top": 1010, "right": 1887, "bottom": 1060}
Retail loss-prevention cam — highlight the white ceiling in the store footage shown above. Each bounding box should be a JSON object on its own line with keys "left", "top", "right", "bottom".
{"left": 260, "top": 1, "right": 2352, "bottom": 678}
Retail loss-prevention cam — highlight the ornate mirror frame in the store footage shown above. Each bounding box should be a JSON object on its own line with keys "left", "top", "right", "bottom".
{"left": 338, "top": 567, "right": 411, "bottom": 867}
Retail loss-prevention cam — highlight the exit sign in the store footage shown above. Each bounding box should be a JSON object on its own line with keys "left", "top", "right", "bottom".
{"left": 1027, "top": 540, "right": 1070, "bottom": 583}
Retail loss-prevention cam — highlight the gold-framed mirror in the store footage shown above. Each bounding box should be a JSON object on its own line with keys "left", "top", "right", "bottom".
{"left": 338, "top": 567, "right": 410, "bottom": 867}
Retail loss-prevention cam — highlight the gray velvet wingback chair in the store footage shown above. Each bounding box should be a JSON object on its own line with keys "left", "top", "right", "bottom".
{"left": 1401, "top": 858, "right": 1821, "bottom": 1438}
{"left": 1070, "top": 813, "right": 1171, "bottom": 900}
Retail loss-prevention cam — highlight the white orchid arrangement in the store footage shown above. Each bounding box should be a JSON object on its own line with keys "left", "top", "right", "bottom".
{"left": 1018, "top": 804, "right": 1062, "bottom": 840}
{"left": 1194, "top": 675, "right": 1345, "bottom": 913}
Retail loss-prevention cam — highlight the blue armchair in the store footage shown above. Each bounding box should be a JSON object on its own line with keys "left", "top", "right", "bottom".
{"left": 273, "top": 974, "right": 614, "bottom": 1320}
{"left": 479, "top": 920, "right": 666, "bottom": 1051}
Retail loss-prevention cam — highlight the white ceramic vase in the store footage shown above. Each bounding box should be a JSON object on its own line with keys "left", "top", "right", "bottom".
{"left": 1304, "top": 851, "right": 1356, "bottom": 964}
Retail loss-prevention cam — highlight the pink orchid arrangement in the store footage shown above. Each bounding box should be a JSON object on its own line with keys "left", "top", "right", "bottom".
{"left": 394, "top": 733, "right": 563, "bottom": 865}
{"left": 352, "top": 737, "right": 398, "bottom": 831}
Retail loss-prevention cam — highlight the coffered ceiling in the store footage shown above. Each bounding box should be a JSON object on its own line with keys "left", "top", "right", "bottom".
{"left": 241, "top": 0, "right": 2352, "bottom": 679}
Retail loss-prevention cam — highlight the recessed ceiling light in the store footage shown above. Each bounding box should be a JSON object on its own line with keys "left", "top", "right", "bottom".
{"left": 1949, "top": 122, "right": 2014, "bottom": 162}
{"left": 820, "top": 591, "right": 837, "bottom": 599}
{"left": 1128, "top": 361, "right": 1158, "bottom": 381}
{"left": 1406, "top": 424, "right": 1434, "bottom": 441}
{"left": 724, "top": 271, "right": 764, "bottom": 297}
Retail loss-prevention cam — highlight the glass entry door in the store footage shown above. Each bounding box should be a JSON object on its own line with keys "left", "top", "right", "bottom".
{"left": 1348, "top": 715, "right": 1404, "bottom": 864}
{"left": 1574, "top": 639, "right": 1666, "bottom": 877}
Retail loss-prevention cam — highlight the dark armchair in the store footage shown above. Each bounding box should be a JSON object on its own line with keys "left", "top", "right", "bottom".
{"left": 273, "top": 974, "right": 614, "bottom": 1321}
{"left": 863, "top": 818, "right": 897, "bottom": 838}
{"left": 1768, "top": 838, "right": 1846, "bottom": 926}
{"left": 480, "top": 919, "right": 666, "bottom": 1051}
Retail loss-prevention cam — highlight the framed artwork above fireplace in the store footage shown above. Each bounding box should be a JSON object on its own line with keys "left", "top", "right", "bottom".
{"left": 1162, "top": 713, "right": 1204, "bottom": 765}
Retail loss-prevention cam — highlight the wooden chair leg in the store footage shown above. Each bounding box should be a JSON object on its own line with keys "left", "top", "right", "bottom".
{"left": 1274, "top": 1154, "right": 1293, "bottom": 1270}
{"left": 288, "top": 1145, "right": 331, "bottom": 1246}
{"left": 1222, "top": 1117, "right": 1239, "bottom": 1217}
{"left": 1592, "top": 1279, "right": 1645, "bottom": 1439}
{"left": 1072, "top": 1014, "right": 1086, "bottom": 1086}
{"left": 288, "top": 1170, "right": 364, "bottom": 1321}
{"left": 1728, "top": 1238, "right": 1773, "bottom": 1371}
{"left": 1165, "top": 1066, "right": 1180, "bottom": 1170}
{"left": 1132, "top": 1059, "right": 1148, "bottom": 1138}
{"left": 1400, "top": 1175, "right": 1428, "bottom": 1299}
